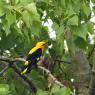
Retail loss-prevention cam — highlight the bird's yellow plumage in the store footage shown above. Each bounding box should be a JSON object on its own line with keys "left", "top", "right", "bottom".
{"left": 21, "top": 68, "right": 28, "bottom": 75}
{"left": 21, "top": 41, "right": 48, "bottom": 75}
{"left": 28, "top": 46, "right": 38, "bottom": 55}
{"left": 28, "top": 41, "right": 47, "bottom": 54}
{"left": 24, "top": 61, "right": 29, "bottom": 65}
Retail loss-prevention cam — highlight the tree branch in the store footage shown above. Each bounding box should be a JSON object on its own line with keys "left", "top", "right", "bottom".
{"left": 55, "top": 59, "right": 71, "bottom": 64}
{"left": 38, "top": 66, "right": 64, "bottom": 87}
{"left": 0, "top": 55, "right": 37, "bottom": 94}
{"left": 0, "top": 55, "right": 64, "bottom": 88}
{"left": 10, "top": 62, "right": 37, "bottom": 93}
{"left": 0, "top": 65, "right": 9, "bottom": 76}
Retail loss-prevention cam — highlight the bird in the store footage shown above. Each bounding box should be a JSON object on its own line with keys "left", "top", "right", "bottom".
{"left": 21, "top": 41, "right": 48, "bottom": 75}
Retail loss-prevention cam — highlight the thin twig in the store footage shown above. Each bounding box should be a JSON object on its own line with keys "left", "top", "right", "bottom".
{"left": 38, "top": 66, "right": 64, "bottom": 87}
{"left": 10, "top": 62, "right": 37, "bottom": 94}
{"left": 0, "top": 55, "right": 64, "bottom": 88}
{"left": 0, "top": 55, "right": 37, "bottom": 94}
{"left": 55, "top": 59, "right": 71, "bottom": 64}
{"left": 0, "top": 56, "right": 25, "bottom": 62}
{"left": 0, "top": 65, "right": 9, "bottom": 75}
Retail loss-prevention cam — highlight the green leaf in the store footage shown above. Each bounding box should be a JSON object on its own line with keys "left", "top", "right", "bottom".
{"left": 4, "top": 12, "right": 16, "bottom": 35}
{"left": 30, "top": 70, "right": 47, "bottom": 89}
{"left": 22, "top": 11, "right": 32, "bottom": 28}
{"left": 9, "top": 83, "right": 18, "bottom": 95}
{"left": 52, "top": 22, "right": 59, "bottom": 32}
{"left": 20, "top": 0, "right": 33, "bottom": 5}
{"left": 15, "top": 0, "right": 19, "bottom": 4}
{"left": 67, "top": 15, "right": 78, "bottom": 26}
{"left": 25, "top": 3, "right": 40, "bottom": 21}
{"left": 72, "top": 0, "right": 81, "bottom": 14}
{"left": 63, "top": 5, "right": 76, "bottom": 21}
{"left": 55, "top": 7, "right": 63, "bottom": 17}
{"left": 73, "top": 24, "right": 88, "bottom": 40}
{"left": 67, "top": 6, "right": 76, "bottom": 17}
{"left": 0, "top": 1, "right": 5, "bottom": 16}
{"left": 37, "top": 0, "right": 48, "bottom": 3}
{"left": 13, "top": 79, "right": 27, "bottom": 95}
{"left": 92, "top": 6, "right": 95, "bottom": 15}
{"left": 86, "top": 21, "right": 93, "bottom": 33}
{"left": 30, "top": 21, "right": 41, "bottom": 36}
{"left": 50, "top": 84, "right": 62, "bottom": 95}
{"left": 81, "top": 3, "right": 91, "bottom": 17}
{"left": 39, "top": 26, "right": 49, "bottom": 40}
{"left": 92, "top": 0, "right": 95, "bottom": 4}
{"left": 58, "top": 25, "right": 64, "bottom": 33}
{"left": 52, "top": 23, "right": 64, "bottom": 33}
{"left": 50, "top": 39, "right": 64, "bottom": 59}
{"left": 63, "top": 87, "right": 71, "bottom": 95}
{"left": 60, "top": 0, "right": 66, "bottom": 7}
{"left": 6, "top": 12, "right": 16, "bottom": 27}
{"left": 74, "top": 37, "right": 87, "bottom": 50}
{"left": 50, "top": 84, "right": 71, "bottom": 95}
{"left": 0, "top": 84, "right": 10, "bottom": 95}
{"left": 4, "top": 24, "right": 11, "bottom": 36}
{"left": 36, "top": 89, "right": 48, "bottom": 95}
{"left": 5, "top": 5, "right": 14, "bottom": 11}
{"left": 0, "top": 32, "right": 16, "bottom": 50}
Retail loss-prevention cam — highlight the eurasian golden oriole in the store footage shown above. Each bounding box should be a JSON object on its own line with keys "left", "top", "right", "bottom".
{"left": 21, "top": 41, "right": 47, "bottom": 75}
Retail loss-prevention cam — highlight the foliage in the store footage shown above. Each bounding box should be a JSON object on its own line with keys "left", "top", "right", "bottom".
{"left": 0, "top": 0, "right": 95, "bottom": 95}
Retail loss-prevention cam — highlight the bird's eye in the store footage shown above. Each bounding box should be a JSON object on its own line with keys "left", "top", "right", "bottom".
{"left": 43, "top": 43, "right": 45, "bottom": 45}
{"left": 43, "top": 41, "right": 48, "bottom": 46}
{"left": 42, "top": 43, "right": 47, "bottom": 46}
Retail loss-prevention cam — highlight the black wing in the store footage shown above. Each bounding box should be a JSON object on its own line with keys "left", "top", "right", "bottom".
{"left": 26, "top": 59, "right": 37, "bottom": 73}
{"left": 26, "top": 48, "right": 42, "bottom": 61}
{"left": 21, "top": 48, "right": 42, "bottom": 74}
{"left": 21, "top": 59, "right": 38, "bottom": 74}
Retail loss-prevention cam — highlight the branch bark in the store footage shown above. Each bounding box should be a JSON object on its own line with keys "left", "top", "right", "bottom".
{"left": 0, "top": 65, "right": 9, "bottom": 75}
{"left": 38, "top": 66, "right": 64, "bottom": 87}
{"left": 0, "top": 55, "right": 64, "bottom": 93}
{"left": 10, "top": 63, "right": 37, "bottom": 94}
{"left": 55, "top": 59, "right": 71, "bottom": 64}
{"left": 0, "top": 55, "right": 37, "bottom": 94}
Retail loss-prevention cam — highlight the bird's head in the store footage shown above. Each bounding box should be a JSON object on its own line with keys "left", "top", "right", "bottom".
{"left": 36, "top": 40, "right": 48, "bottom": 49}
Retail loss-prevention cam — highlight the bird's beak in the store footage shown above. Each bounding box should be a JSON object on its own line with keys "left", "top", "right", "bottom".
{"left": 43, "top": 40, "right": 48, "bottom": 46}
{"left": 45, "top": 40, "right": 48, "bottom": 44}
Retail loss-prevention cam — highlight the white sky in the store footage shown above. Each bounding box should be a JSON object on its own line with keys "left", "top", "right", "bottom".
{"left": 42, "top": 11, "right": 56, "bottom": 39}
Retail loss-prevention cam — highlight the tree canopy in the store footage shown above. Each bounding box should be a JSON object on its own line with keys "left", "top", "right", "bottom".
{"left": 0, "top": 0, "right": 95, "bottom": 95}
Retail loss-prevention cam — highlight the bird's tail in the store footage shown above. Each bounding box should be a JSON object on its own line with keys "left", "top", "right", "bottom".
{"left": 21, "top": 65, "right": 28, "bottom": 75}
{"left": 21, "top": 60, "right": 37, "bottom": 75}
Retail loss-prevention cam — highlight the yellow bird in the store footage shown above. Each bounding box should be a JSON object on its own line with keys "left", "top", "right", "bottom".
{"left": 21, "top": 41, "right": 48, "bottom": 75}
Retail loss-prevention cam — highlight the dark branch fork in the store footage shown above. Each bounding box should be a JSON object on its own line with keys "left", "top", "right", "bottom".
{"left": 0, "top": 55, "right": 37, "bottom": 94}
{"left": 0, "top": 55, "right": 65, "bottom": 93}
